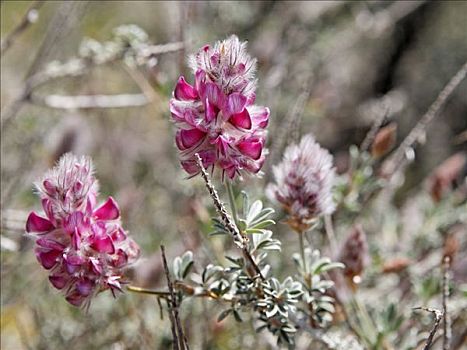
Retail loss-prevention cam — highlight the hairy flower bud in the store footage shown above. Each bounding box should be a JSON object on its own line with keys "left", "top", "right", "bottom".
{"left": 267, "top": 134, "right": 335, "bottom": 232}
{"left": 371, "top": 122, "right": 397, "bottom": 159}
{"left": 337, "top": 225, "right": 369, "bottom": 288}
{"left": 428, "top": 152, "right": 466, "bottom": 202}
{"left": 26, "top": 153, "right": 140, "bottom": 308}
{"left": 170, "top": 35, "right": 269, "bottom": 180}
{"left": 382, "top": 257, "right": 411, "bottom": 274}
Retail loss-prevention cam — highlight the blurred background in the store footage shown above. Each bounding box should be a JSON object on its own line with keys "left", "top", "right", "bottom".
{"left": 1, "top": 1, "right": 466, "bottom": 349}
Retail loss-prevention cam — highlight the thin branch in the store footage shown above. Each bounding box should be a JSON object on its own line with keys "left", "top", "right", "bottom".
{"left": 29, "top": 93, "right": 149, "bottom": 110}
{"left": 1, "top": 39, "right": 185, "bottom": 130}
{"left": 0, "top": 0, "right": 44, "bottom": 56}
{"left": 383, "top": 60, "right": 467, "bottom": 177}
{"left": 413, "top": 307, "right": 444, "bottom": 350}
{"left": 139, "top": 41, "right": 185, "bottom": 58}
{"left": 442, "top": 256, "right": 451, "bottom": 350}
{"left": 194, "top": 154, "right": 265, "bottom": 280}
{"left": 360, "top": 105, "right": 390, "bottom": 153}
{"left": 161, "top": 245, "right": 189, "bottom": 350}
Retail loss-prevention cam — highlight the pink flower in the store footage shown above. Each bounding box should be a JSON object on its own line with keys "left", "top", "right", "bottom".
{"left": 170, "top": 35, "right": 269, "bottom": 180}
{"left": 26, "top": 153, "right": 140, "bottom": 308}
{"left": 267, "top": 134, "right": 336, "bottom": 232}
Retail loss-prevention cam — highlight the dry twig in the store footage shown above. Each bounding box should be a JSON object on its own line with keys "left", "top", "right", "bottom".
{"left": 413, "top": 307, "right": 444, "bottom": 350}
{"left": 383, "top": 60, "right": 467, "bottom": 177}
{"left": 161, "top": 245, "right": 189, "bottom": 350}
{"left": 29, "top": 93, "right": 149, "bottom": 110}
{"left": 0, "top": 0, "right": 44, "bottom": 56}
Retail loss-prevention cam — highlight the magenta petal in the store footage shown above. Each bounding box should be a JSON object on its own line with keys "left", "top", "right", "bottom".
{"left": 205, "top": 97, "right": 218, "bottom": 122}
{"left": 237, "top": 139, "right": 263, "bottom": 160}
{"left": 111, "top": 249, "right": 128, "bottom": 268}
{"left": 66, "top": 291, "right": 85, "bottom": 307}
{"left": 110, "top": 227, "right": 127, "bottom": 243}
{"left": 176, "top": 129, "right": 206, "bottom": 150}
{"left": 181, "top": 160, "right": 199, "bottom": 174}
{"left": 249, "top": 106, "right": 270, "bottom": 128}
{"left": 49, "top": 275, "right": 68, "bottom": 290}
{"left": 36, "top": 238, "right": 65, "bottom": 251}
{"left": 42, "top": 180, "right": 56, "bottom": 196}
{"left": 37, "top": 250, "right": 61, "bottom": 269}
{"left": 195, "top": 69, "right": 206, "bottom": 97}
{"left": 230, "top": 109, "right": 252, "bottom": 129}
{"left": 26, "top": 212, "right": 54, "bottom": 233}
{"left": 226, "top": 93, "right": 247, "bottom": 117}
{"left": 206, "top": 83, "right": 225, "bottom": 109}
{"left": 94, "top": 197, "right": 120, "bottom": 221}
{"left": 174, "top": 76, "right": 198, "bottom": 100}
{"left": 77, "top": 279, "right": 94, "bottom": 296}
{"left": 127, "top": 239, "right": 141, "bottom": 262}
{"left": 91, "top": 234, "right": 115, "bottom": 254}
{"left": 64, "top": 211, "right": 85, "bottom": 234}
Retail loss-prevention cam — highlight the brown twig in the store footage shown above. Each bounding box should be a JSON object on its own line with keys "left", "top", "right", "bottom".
{"left": 442, "top": 256, "right": 451, "bottom": 350}
{"left": 194, "top": 154, "right": 265, "bottom": 280}
{"left": 0, "top": 0, "right": 44, "bottom": 56}
{"left": 413, "top": 307, "right": 444, "bottom": 350}
{"left": 383, "top": 60, "right": 467, "bottom": 178}
{"left": 161, "top": 245, "right": 189, "bottom": 350}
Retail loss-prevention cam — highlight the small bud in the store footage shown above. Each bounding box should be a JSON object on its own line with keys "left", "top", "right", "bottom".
{"left": 382, "top": 257, "right": 412, "bottom": 274}
{"left": 442, "top": 224, "right": 463, "bottom": 261}
{"left": 371, "top": 123, "right": 397, "bottom": 159}
{"left": 428, "top": 152, "right": 466, "bottom": 202}
{"left": 337, "top": 225, "right": 369, "bottom": 289}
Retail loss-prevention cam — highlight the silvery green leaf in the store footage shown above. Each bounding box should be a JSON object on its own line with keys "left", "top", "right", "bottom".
{"left": 173, "top": 256, "right": 182, "bottom": 280}
{"left": 247, "top": 200, "right": 263, "bottom": 223}
{"left": 248, "top": 208, "right": 275, "bottom": 227}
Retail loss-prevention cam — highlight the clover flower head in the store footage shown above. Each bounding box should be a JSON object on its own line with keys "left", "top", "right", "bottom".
{"left": 26, "top": 153, "right": 140, "bottom": 308}
{"left": 267, "top": 134, "right": 335, "bottom": 231}
{"left": 170, "top": 35, "right": 269, "bottom": 180}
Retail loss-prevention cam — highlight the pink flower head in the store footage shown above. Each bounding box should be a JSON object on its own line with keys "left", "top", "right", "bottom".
{"left": 267, "top": 134, "right": 336, "bottom": 232}
{"left": 26, "top": 153, "right": 140, "bottom": 308}
{"left": 170, "top": 35, "right": 269, "bottom": 180}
